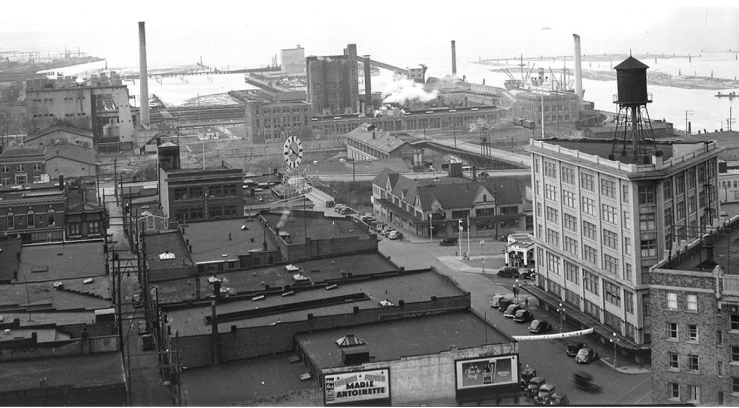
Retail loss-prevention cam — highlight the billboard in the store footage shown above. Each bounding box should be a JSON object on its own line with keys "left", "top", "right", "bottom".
{"left": 455, "top": 354, "right": 518, "bottom": 390}
{"left": 324, "top": 368, "right": 390, "bottom": 405}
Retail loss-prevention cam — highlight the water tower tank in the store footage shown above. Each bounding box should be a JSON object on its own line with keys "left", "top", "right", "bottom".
{"left": 613, "top": 56, "right": 649, "bottom": 104}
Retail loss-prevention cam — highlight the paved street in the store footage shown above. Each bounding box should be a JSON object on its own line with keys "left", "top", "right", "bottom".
{"left": 378, "top": 237, "right": 653, "bottom": 406}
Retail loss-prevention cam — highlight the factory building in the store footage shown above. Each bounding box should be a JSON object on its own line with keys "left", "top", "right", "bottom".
{"left": 306, "top": 44, "right": 359, "bottom": 116}
{"left": 281, "top": 45, "right": 306, "bottom": 75}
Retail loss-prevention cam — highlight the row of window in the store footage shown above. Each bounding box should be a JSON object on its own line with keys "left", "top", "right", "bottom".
{"left": 0, "top": 164, "right": 43, "bottom": 173}
{"left": 6, "top": 210, "right": 56, "bottom": 229}
{"left": 174, "top": 206, "right": 239, "bottom": 220}
{"left": 173, "top": 185, "right": 238, "bottom": 201}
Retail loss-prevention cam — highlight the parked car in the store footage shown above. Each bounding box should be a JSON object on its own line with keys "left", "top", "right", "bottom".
{"left": 575, "top": 347, "right": 598, "bottom": 364}
{"left": 503, "top": 304, "right": 523, "bottom": 318}
{"left": 534, "top": 384, "right": 569, "bottom": 405}
{"left": 497, "top": 267, "right": 520, "bottom": 278}
{"left": 439, "top": 237, "right": 458, "bottom": 246}
{"left": 490, "top": 294, "right": 513, "bottom": 308}
{"left": 498, "top": 298, "right": 518, "bottom": 312}
{"left": 514, "top": 309, "right": 534, "bottom": 323}
{"left": 519, "top": 367, "right": 537, "bottom": 391}
{"left": 208, "top": 276, "right": 222, "bottom": 284}
{"left": 566, "top": 342, "right": 585, "bottom": 357}
{"left": 528, "top": 319, "right": 552, "bottom": 334}
{"left": 137, "top": 320, "right": 148, "bottom": 335}
{"left": 382, "top": 228, "right": 395, "bottom": 237}
{"left": 525, "top": 376, "right": 547, "bottom": 398}
{"left": 520, "top": 269, "right": 536, "bottom": 280}
{"left": 388, "top": 230, "right": 403, "bottom": 240}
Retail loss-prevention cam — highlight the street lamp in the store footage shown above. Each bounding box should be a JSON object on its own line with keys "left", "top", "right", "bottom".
{"left": 480, "top": 240, "right": 485, "bottom": 273}
{"left": 612, "top": 332, "right": 618, "bottom": 368}
{"left": 515, "top": 279, "right": 520, "bottom": 302}
{"left": 558, "top": 302, "right": 565, "bottom": 333}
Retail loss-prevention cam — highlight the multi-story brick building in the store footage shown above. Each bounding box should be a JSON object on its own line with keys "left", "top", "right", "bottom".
{"left": 0, "top": 146, "right": 45, "bottom": 186}
{"left": 25, "top": 74, "right": 135, "bottom": 150}
{"left": 647, "top": 220, "right": 739, "bottom": 406}
{"left": 525, "top": 138, "right": 722, "bottom": 364}
{"left": 306, "top": 44, "right": 359, "bottom": 116}
{"left": 237, "top": 88, "right": 311, "bottom": 144}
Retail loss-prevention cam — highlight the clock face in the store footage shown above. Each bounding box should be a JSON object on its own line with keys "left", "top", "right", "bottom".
{"left": 283, "top": 136, "right": 303, "bottom": 168}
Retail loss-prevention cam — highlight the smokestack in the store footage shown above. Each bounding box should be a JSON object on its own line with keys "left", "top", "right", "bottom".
{"left": 573, "top": 34, "right": 583, "bottom": 106}
{"left": 363, "top": 55, "right": 372, "bottom": 114}
{"left": 139, "top": 22, "right": 150, "bottom": 126}
{"left": 451, "top": 40, "right": 457, "bottom": 76}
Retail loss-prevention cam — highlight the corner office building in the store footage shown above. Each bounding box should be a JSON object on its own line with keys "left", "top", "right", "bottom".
{"left": 525, "top": 138, "right": 722, "bottom": 364}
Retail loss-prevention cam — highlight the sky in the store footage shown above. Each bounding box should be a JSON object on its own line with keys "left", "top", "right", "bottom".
{"left": 2, "top": 1, "right": 738, "bottom": 70}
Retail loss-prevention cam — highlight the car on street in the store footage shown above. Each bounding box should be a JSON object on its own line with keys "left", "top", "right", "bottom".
{"left": 388, "top": 230, "right": 403, "bottom": 240}
{"left": 490, "top": 294, "right": 513, "bottom": 308}
{"left": 497, "top": 267, "right": 520, "bottom": 278}
{"left": 439, "top": 237, "right": 458, "bottom": 246}
{"left": 52, "top": 281, "right": 64, "bottom": 289}
{"left": 575, "top": 347, "right": 598, "bottom": 364}
{"left": 525, "top": 376, "right": 547, "bottom": 398}
{"left": 514, "top": 309, "right": 534, "bottom": 323}
{"left": 566, "top": 342, "right": 585, "bottom": 357}
{"left": 520, "top": 269, "right": 536, "bottom": 280}
{"left": 528, "top": 319, "right": 552, "bottom": 334}
{"left": 503, "top": 304, "right": 523, "bottom": 318}
{"left": 498, "top": 298, "right": 518, "bottom": 312}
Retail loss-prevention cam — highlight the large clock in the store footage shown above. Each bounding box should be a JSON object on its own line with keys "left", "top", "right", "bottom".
{"left": 283, "top": 136, "right": 303, "bottom": 168}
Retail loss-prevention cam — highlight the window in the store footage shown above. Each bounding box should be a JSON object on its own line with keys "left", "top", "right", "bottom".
{"left": 668, "top": 322, "right": 678, "bottom": 339}
{"left": 562, "top": 190, "right": 576, "bottom": 208}
{"left": 638, "top": 185, "right": 656, "bottom": 204}
{"left": 664, "top": 207, "right": 673, "bottom": 227}
{"left": 546, "top": 228, "right": 560, "bottom": 246}
{"left": 688, "top": 324, "right": 698, "bottom": 342}
{"left": 676, "top": 202, "right": 685, "bottom": 220}
{"left": 733, "top": 346, "right": 739, "bottom": 362}
{"left": 639, "top": 213, "right": 656, "bottom": 230}
{"left": 668, "top": 352, "right": 679, "bottom": 370}
{"left": 564, "top": 213, "right": 578, "bottom": 232}
{"left": 667, "top": 292, "right": 678, "bottom": 309}
{"left": 601, "top": 204, "right": 617, "bottom": 223}
{"left": 547, "top": 253, "right": 560, "bottom": 275}
{"left": 668, "top": 383, "right": 679, "bottom": 400}
{"left": 624, "top": 237, "right": 631, "bottom": 254}
{"left": 687, "top": 294, "right": 697, "bottom": 311}
{"left": 581, "top": 197, "right": 595, "bottom": 215}
{"left": 224, "top": 184, "right": 237, "bottom": 196}
{"left": 624, "top": 263, "right": 632, "bottom": 282}
{"left": 603, "top": 253, "right": 619, "bottom": 275}
{"left": 582, "top": 221, "right": 597, "bottom": 240}
{"left": 0, "top": 165, "right": 8, "bottom": 173}
{"left": 564, "top": 236, "right": 578, "bottom": 255}
{"left": 718, "top": 362, "right": 724, "bottom": 377}
{"left": 687, "top": 385, "right": 700, "bottom": 403}
{"left": 688, "top": 355, "right": 699, "bottom": 372}
{"left": 581, "top": 173, "right": 594, "bottom": 191}
{"left": 732, "top": 313, "right": 739, "bottom": 330}
{"left": 6, "top": 211, "right": 13, "bottom": 229}
{"left": 88, "top": 221, "right": 100, "bottom": 234}
{"left": 545, "top": 184, "right": 557, "bottom": 201}
{"left": 641, "top": 233, "right": 657, "bottom": 257}
{"left": 69, "top": 223, "right": 80, "bottom": 235}
{"left": 534, "top": 157, "right": 540, "bottom": 173}
{"left": 537, "top": 202, "right": 542, "bottom": 217}
{"left": 622, "top": 185, "right": 629, "bottom": 203}
{"left": 535, "top": 180, "right": 541, "bottom": 196}
{"left": 583, "top": 269, "right": 599, "bottom": 295}
{"left": 688, "top": 168, "right": 696, "bottom": 189}
{"left": 676, "top": 173, "right": 685, "bottom": 195}
{"left": 208, "top": 186, "right": 221, "bottom": 197}
{"left": 544, "top": 161, "right": 557, "bottom": 178}
{"left": 546, "top": 206, "right": 559, "bottom": 223}
{"left": 603, "top": 229, "right": 618, "bottom": 249}
{"left": 688, "top": 195, "right": 696, "bottom": 214}
{"left": 718, "top": 330, "right": 724, "bottom": 345}
{"left": 33, "top": 163, "right": 42, "bottom": 172}
{"left": 562, "top": 166, "right": 575, "bottom": 184}
{"left": 26, "top": 210, "right": 35, "bottom": 228}
{"left": 190, "top": 187, "right": 203, "bottom": 199}
{"left": 622, "top": 211, "right": 631, "bottom": 228}
{"left": 565, "top": 260, "right": 579, "bottom": 283}
{"left": 600, "top": 178, "right": 616, "bottom": 198}
{"left": 624, "top": 290, "right": 634, "bottom": 313}
{"left": 17, "top": 164, "right": 24, "bottom": 172}
{"left": 583, "top": 244, "right": 598, "bottom": 265}
{"left": 174, "top": 188, "right": 188, "bottom": 201}
{"left": 47, "top": 209, "right": 55, "bottom": 226}
{"left": 604, "top": 280, "right": 621, "bottom": 306}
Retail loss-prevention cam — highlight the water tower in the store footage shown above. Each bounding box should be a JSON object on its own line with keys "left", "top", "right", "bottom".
{"left": 610, "top": 56, "right": 658, "bottom": 161}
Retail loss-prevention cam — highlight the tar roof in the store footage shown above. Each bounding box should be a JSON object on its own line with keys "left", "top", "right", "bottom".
{"left": 45, "top": 141, "right": 96, "bottom": 165}
{"left": 166, "top": 268, "right": 467, "bottom": 337}
{"left": 143, "top": 230, "right": 195, "bottom": 270}
{"left": 0, "top": 237, "right": 21, "bottom": 282}
{"left": 153, "top": 252, "right": 396, "bottom": 303}
{"left": 18, "top": 241, "right": 105, "bottom": 282}
{"left": 0, "top": 352, "right": 123, "bottom": 392}
{"left": 179, "top": 218, "right": 277, "bottom": 264}
{"left": 661, "top": 216, "right": 739, "bottom": 274}
{"left": 263, "top": 210, "right": 373, "bottom": 244}
{"left": 535, "top": 139, "right": 677, "bottom": 165}
{"left": 296, "top": 310, "right": 510, "bottom": 370}
{"left": 347, "top": 123, "right": 409, "bottom": 154}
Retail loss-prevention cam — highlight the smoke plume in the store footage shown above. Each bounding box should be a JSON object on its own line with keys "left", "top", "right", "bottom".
{"left": 277, "top": 208, "right": 291, "bottom": 228}
{"left": 381, "top": 78, "right": 438, "bottom": 104}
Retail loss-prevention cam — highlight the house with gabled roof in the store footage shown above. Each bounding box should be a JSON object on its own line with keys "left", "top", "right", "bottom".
{"left": 372, "top": 167, "right": 530, "bottom": 240}
{"left": 346, "top": 123, "right": 416, "bottom": 163}
{"left": 24, "top": 125, "right": 94, "bottom": 149}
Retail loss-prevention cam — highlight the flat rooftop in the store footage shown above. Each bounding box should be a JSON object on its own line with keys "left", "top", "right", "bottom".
{"left": 0, "top": 352, "right": 123, "bottom": 392}
{"left": 154, "top": 252, "right": 396, "bottom": 303}
{"left": 296, "top": 310, "right": 511, "bottom": 370}
{"left": 167, "top": 268, "right": 464, "bottom": 336}
{"left": 662, "top": 216, "right": 739, "bottom": 274}
{"left": 179, "top": 218, "right": 277, "bottom": 264}
{"left": 263, "top": 211, "right": 374, "bottom": 244}
{"left": 18, "top": 241, "right": 106, "bottom": 283}
{"left": 539, "top": 138, "right": 677, "bottom": 165}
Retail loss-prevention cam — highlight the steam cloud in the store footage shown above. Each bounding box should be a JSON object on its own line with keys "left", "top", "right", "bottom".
{"left": 277, "top": 208, "right": 291, "bottom": 228}
{"left": 381, "top": 78, "right": 439, "bottom": 104}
